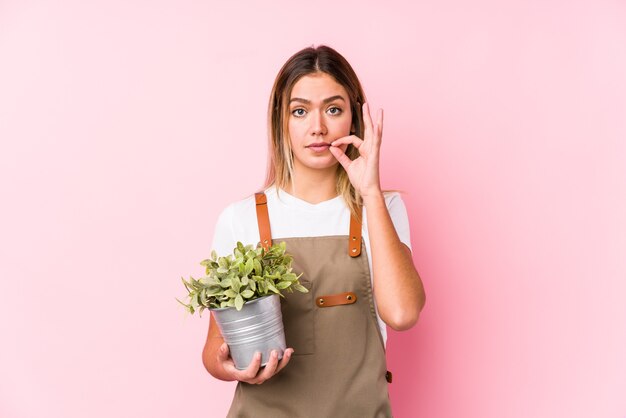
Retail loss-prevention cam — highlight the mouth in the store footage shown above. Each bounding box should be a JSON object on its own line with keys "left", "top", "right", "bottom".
{"left": 306, "top": 142, "right": 331, "bottom": 152}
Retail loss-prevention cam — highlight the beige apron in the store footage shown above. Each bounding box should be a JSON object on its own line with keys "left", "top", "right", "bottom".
{"left": 226, "top": 192, "right": 393, "bottom": 418}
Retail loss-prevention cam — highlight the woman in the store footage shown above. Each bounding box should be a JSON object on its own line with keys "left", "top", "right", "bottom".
{"left": 202, "top": 44, "right": 426, "bottom": 417}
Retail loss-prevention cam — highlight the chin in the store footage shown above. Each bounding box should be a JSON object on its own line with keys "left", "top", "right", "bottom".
{"left": 298, "top": 157, "right": 339, "bottom": 171}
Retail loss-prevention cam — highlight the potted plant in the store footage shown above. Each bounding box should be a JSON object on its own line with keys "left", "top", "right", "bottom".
{"left": 178, "top": 241, "right": 308, "bottom": 369}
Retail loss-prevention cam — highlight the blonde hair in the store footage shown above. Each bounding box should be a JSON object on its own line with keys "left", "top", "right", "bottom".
{"left": 263, "top": 45, "right": 367, "bottom": 222}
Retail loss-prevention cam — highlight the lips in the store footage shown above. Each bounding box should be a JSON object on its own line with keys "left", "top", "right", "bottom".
{"left": 306, "top": 142, "right": 331, "bottom": 152}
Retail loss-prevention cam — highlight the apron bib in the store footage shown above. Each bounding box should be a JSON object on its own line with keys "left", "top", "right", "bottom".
{"left": 226, "top": 192, "right": 392, "bottom": 418}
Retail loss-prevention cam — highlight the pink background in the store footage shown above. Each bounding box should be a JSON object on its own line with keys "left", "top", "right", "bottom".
{"left": 1, "top": 0, "right": 625, "bottom": 417}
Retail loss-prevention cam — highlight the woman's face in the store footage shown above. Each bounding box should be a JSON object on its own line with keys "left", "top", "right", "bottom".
{"left": 287, "top": 72, "right": 353, "bottom": 173}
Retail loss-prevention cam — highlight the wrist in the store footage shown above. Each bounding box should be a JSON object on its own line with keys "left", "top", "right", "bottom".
{"left": 361, "top": 190, "right": 385, "bottom": 207}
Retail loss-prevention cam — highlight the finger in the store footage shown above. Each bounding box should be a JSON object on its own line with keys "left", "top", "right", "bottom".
{"left": 217, "top": 343, "right": 240, "bottom": 376}
{"left": 377, "top": 108, "right": 384, "bottom": 138}
{"left": 328, "top": 144, "right": 352, "bottom": 171}
{"left": 254, "top": 350, "right": 280, "bottom": 384}
{"left": 362, "top": 102, "right": 374, "bottom": 139}
{"left": 274, "top": 348, "right": 294, "bottom": 375}
{"left": 216, "top": 342, "right": 230, "bottom": 363}
{"left": 238, "top": 351, "right": 262, "bottom": 382}
{"left": 331, "top": 135, "right": 363, "bottom": 149}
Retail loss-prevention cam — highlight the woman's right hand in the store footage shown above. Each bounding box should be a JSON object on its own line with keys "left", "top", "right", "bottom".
{"left": 216, "top": 342, "right": 294, "bottom": 384}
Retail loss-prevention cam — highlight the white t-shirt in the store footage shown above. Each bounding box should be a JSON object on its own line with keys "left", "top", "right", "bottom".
{"left": 210, "top": 185, "right": 413, "bottom": 346}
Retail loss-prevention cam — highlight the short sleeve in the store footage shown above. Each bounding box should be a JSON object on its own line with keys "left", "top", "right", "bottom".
{"left": 210, "top": 204, "right": 236, "bottom": 257}
{"left": 385, "top": 192, "right": 412, "bottom": 252}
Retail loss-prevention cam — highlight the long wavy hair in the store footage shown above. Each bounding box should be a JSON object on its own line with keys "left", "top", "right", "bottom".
{"left": 263, "top": 45, "right": 367, "bottom": 222}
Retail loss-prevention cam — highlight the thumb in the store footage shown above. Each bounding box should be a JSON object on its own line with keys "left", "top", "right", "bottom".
{"left": 329, "top": 145, "right": 352, "bottom": 171}
{"left": 217, "top": 343, "right": 229, "bottom": 361}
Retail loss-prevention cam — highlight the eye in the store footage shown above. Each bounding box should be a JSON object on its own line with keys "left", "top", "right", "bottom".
{"left": 292, "top": 108, "right": 306, "bottom": 117}
{"left": 327, "top": 106, "right": 342, "bottom": 116}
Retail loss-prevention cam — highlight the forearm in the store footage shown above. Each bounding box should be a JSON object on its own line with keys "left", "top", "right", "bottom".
{"left": 202, "top": 315, "right": 236, "bottom": 381}
{"left": 363, "top": 192, "right": 426, "bottom": 330}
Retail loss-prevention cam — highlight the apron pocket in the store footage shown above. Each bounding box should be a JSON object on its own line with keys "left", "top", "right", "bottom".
{"left": 280, "top": 278, "right": 315, "bottom": 355}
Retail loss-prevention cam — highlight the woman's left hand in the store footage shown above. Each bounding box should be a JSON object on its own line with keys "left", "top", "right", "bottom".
{"left": 329, "top": 102, "right": 383, "bottom": 198}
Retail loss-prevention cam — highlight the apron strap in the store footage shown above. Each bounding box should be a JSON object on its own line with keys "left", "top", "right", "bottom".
{"left": 255, "top": 192, "right": 272, "bottom": 251}
{"left": 349, "top": 205, "right": 362, "bottom": 257}
{"left": 254, "top": 191, "right": 362, "bottom": 257}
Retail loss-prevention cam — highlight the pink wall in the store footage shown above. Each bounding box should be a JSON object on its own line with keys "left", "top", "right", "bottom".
{"left": 1, "top": 1, "right": 624, "bottom": 417}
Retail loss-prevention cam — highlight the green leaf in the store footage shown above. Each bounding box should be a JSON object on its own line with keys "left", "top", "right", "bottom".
{"left": 235, "top": 294, "right": 244, "bottom": 311}
{"left": 181, "top": 277, "right": 192, "bottom": 293}
{"left": 241, "top": 275, "right": 249, "bottom": 286}
{"left": 244, "top": 257, "right": 254, "bottom": 276}
{"left": 267, "top": 282, "right": 279, "bottom": 294}
{"left": 218, "top": 257, "right": 228, "bottom": 269}
{"left": 249, "top": 280, "right": 256, "bottom": 292}
{"left": 282, "top": 273, "right": 297, "bottom": 282}
{"left": 231, "top": 276, "right": 241, "bottom": 293}
{"left": 224, "top": 289, "right": 237, "bottom": 298}
{"left": 241, "top": 289, "right": 254, "bottom": 298}
{"left": 206, "top": 286, "right": 223, "bottom": 296}
{"left": 292, "top": 283, "right": 309, "bottom": 293}
{"left": 276, "top": 281, "right": 291, "bottom": 290}
{"left": 253, "top": 259, "right": 262, "bottom": 276}
{"left": 219, "top": 278, "right": 232, "bottom": 288}
{"left": 191, "top": 292, "right": 199, "bottom": 308}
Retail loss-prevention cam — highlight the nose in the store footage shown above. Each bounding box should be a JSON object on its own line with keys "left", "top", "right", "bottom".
{"left": 310, "top": 109, "right": 327, "bottom": 136}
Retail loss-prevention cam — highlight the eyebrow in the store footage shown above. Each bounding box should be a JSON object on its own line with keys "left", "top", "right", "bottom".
{"left": 289, "top": 95, "right": 346, "bottom": 105}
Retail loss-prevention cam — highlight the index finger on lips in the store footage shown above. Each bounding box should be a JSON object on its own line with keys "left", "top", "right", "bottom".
{"left": 331, "top": 135, "right": 363, "bottom": 148}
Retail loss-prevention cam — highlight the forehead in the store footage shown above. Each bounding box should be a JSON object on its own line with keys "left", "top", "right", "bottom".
{"left": 290, "top": 73, "right": 349, "bottom": 100}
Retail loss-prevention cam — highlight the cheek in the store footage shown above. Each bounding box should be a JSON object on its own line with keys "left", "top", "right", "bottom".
{"left": 287, "top": 121, "right": 300, "bottom": 144}
{"left": 288, "top": 118, "right": 304, "bottom": 135}
{"left": 338, "top": 112, "right": 353, "bottom": 134}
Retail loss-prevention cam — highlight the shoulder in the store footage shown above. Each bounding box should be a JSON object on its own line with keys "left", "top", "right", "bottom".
{"left": 222, "top": 193, "right": 256, "bottom": 218}
{"left": 211, "top": 192, "right": 260, "bottom": 254}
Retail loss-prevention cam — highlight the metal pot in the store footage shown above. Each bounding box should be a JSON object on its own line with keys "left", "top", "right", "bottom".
{"left": 210, "top": 294, "right": 286, "bottom": 370}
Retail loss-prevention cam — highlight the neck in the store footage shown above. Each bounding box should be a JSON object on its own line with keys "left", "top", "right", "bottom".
{"left": 285, "top": 164, "right": 338, "bottom": 204}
